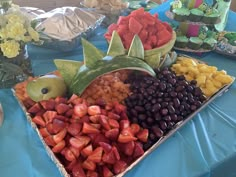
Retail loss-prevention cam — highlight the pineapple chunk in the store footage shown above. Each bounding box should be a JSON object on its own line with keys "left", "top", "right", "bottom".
{"left": 196, "top": 75, "right": 207, "bottom": 86}
{"left": 214, "top": 74, "right": 233, "bottom": 84}
{"left": 188, "top": 66, "right": 199, "bottom": 75}
{"left": 212, "top": 79, "right": 222, "bottom": 88}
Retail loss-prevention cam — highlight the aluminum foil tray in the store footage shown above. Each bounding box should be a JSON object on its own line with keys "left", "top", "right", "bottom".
{"left": 13, "top": 74, "right": 235, "bottom": 177}
{"left": 34, "top": 7, "right": 105, "bottom": 51}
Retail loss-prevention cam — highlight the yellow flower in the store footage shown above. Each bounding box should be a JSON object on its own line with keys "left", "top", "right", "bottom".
{"left": 0, "top": 40, "right": 20, "bottom": 58}
{"left": 5, "top": 14, "right": 25, "bottom": 24}
{"left": 6, "top": 22, "right": 26, "bottom": 41}
{"left": 0, "top": 28, "right": 8, "bottom": 39}
{"left": 23, "top": 35, "right": 32, "bottom": 43}
{"left": 28, "top": 27, "right": 39, "bottom": 41}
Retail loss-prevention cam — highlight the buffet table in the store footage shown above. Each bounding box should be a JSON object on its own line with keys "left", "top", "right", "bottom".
{"left": 0, "top": 1, "right": 236, "bottom": 177}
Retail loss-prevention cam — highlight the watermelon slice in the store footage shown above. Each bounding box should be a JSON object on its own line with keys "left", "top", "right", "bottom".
{"left": 128, "top": 17, "right": 143, "bottom": 34}
{"left": 117, "top": 16, "right": 129, "bottom": 25}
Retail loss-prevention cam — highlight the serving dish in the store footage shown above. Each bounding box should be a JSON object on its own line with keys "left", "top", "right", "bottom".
{"left": 13, "top": 54, "right": 235, "bottom": 176}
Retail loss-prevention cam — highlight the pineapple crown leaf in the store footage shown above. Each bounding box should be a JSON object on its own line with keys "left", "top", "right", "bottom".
{"left": 107, "top": 31, "right": 126, "bottom": 57}
{"left": 81, "top": 38, "right": 105, "bottom": 68}
{"left": 128, "top": 34, "right": 144, "bottom": 60}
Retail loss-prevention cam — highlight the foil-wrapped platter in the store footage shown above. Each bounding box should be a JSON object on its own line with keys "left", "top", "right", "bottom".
{"left": 31, "top": 7, "right": 105, "bottom": 51}
{"left": 215, "top": 31, "right": 236, "bottom": 58}
{"left": 12, "top": 64, "right": 235, "bottom": 177}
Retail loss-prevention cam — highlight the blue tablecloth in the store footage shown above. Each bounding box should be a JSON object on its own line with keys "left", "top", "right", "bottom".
{"left": 1, "top": 2, "right": 236, "bottom": 177}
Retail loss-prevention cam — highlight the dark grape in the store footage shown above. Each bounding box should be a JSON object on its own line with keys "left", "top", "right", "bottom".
{"left": 125, "top": 67, "right": 206, "bottom": 148}
{"left": 159, "top": 121, "right": 167, "bottom": 130}
{"left": 161, "top": 108, "right": 168, "bottom": 116}
{"left": 152, "top": 126, "right": 164, "bottom": 138}
{"left": 135, "top": 106, "right": 145, "bottom": 113}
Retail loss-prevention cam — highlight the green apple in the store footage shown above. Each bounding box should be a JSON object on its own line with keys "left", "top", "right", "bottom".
{"left": 26, "top": 75, "right": 67, "bottom": 102}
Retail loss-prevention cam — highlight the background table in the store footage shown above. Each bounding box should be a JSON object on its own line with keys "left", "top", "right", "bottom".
{"left": 1, "top": 1, "right": 236, "bottom": 177}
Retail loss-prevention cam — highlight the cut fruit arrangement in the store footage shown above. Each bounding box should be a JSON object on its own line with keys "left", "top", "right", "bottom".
{"left": 104, "top": 8, "right": 176, "bottom": 68}
{"left": 13, "top": 8, "right": 234, "bottom": 177}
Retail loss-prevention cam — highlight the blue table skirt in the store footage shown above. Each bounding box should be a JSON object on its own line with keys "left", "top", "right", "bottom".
{"left": 1, "top": 2, "right": 236, "bottom": 177}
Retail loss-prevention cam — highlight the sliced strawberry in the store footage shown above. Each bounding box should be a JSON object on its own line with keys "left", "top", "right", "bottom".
{"left": 53, "top": 115, "right": 68, "bottom": 122}
{"left": 133, "top": 142, "right": 144, "bottom": 159}
{"left": 112, "top": 146, "right": 120, "bottom": 161}
{"left": 105, "top": 128, "right": 119, "bottom": 141}
{"left": 55, "top": 96, "right": 67, "bottom": 104}
{"left": 113, "top": 102, "right": 126, "bottom": 114}
{"left": 39, "top": 127, "right": 50, "bottom": 137}
{"left": 23, "top": 98, "right": 36, "bottom": 108}
{"left": 101, "top": 109, "right": 108, "bottom": 116}
{"left": 108, "top": 119, "right": 119, "bottom": 129}
{"left": 91, "top": 123, "right": 101, "bottom": 129}
{"left": 65, "top": 160, "right": 77, "bottom": 171}
{"left": 103, "top": 166, "right": 114, "bottom": 177}
{"left": 65, "top": 108, "right": 74, "bottom": 117}
{"left": 52, "top": 140, "right": 65, "bottom": 153}
{"left": 88, "top": 105, "right": 101, "bottom": 116}
{"left": 69, "top": 146, "right": 80, "bottom": 158}
{"left": 102, "top": 150, "right": 116, "bottom": 164}
{"left": 93, "top": 134, "right": 110, "bottom": 147}
{"left": 119, "top": 141, "right": 135, "bottom": 156}
{"left": 82, "top": 159, "right": 96, "bottom": 171}
{"left": 55, "top": 103, "right": 71, "bottom": 115}
{"left": 82, "top": 122, "right": 100, "bottom": 134}
{"left": 137, "top": 129, "right": 149, "bottom": 143}
{"left": 87, "top": 147, "right": 103, "bottom": 163}
{"left": 130, "top": 123, "right": 141, "bottom": 135}
{"left": 120, "top": 120, "right": 130, "bottom": 130}
{"left": 43, "top": 111, "right": 57, "bottom": 124}
{"left": 70, "top": 136, "right": 90, "bottom": 150}
{"left": 32, "top": 115, "right": 46, "bottom": 127}
{"left": 67, "top": 123, "right": 82, "bottom": 136}
{"left": 98, "top": 142, "right": 112, "bottom": 153}
{"left": 118, "top": 133, "right": 137, "bottom": 143}
{"left": 53, "top": 128, "right": 67, "bottom": 144}
{"left": 77, "top": 115, "right": 90, "bottom": 124}
{"left": 35, "top": 109, "right": 46, "bottom": 117}
{"left": 52, "top": 119, "right": 66, "bottom": 133}
{"left": 99, "top": 115, "right": 110, "bottom": 130}
{"left": 40, "top": 99, "right": 55, "bottom": 110}
{"left": 105, "top": 103, "right": 113, "bottom": 111}
{"left": 67, "top": 94, "right": 80, "bottom": 103}
{"left": 87, "top": 171, "right": 98, "bottom": 177}
{"left": 113, "top": 160, "right": 127, "bottom": 175}
{"left": 44, "top": 135, "right": 56, "bottom": 146}
{"left": 64, "top": 148, "right": 76, "bottom": 161}
{"left": 28, "top": 103, "right": 42, "bottom": 114}
{"left": 120, "top": 111, "right": 129, "bottom": 120}
{"left": 107, "top": 112, "right": 120, "bottom": 120}
{"left": 46, "top": 123, "right": 56, "bottom": 134}
{"left": 72, "top": 163, "right": 86, "bottom": 177}
{"left": 81, "top": 144, "right": 93, "bottom": 157}
{"left": 89, "top": 115, "right": 100, "bottom": 124}
{"left": 74, "top": 103, "right": 88, "bottom": 118}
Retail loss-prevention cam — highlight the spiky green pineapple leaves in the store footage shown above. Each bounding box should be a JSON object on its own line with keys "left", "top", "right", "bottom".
{"left": 54, "top": 59, "right": 83, "bottom": 86}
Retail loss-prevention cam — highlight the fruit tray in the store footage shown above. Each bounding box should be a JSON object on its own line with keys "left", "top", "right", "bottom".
{"left": 165, "top": 11, "right": 221, "bottom": 26}
{"left": 13, "top": 78, "right": 235, "bottom": 177}
{"left": 215, "top": 31, "right": 236, "bottom": 58}
{"left": 13, "top": 62, "right": 235, "bottom": 177}
{"left": 174, "top": 46, "right": 213, "bottom": 53}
